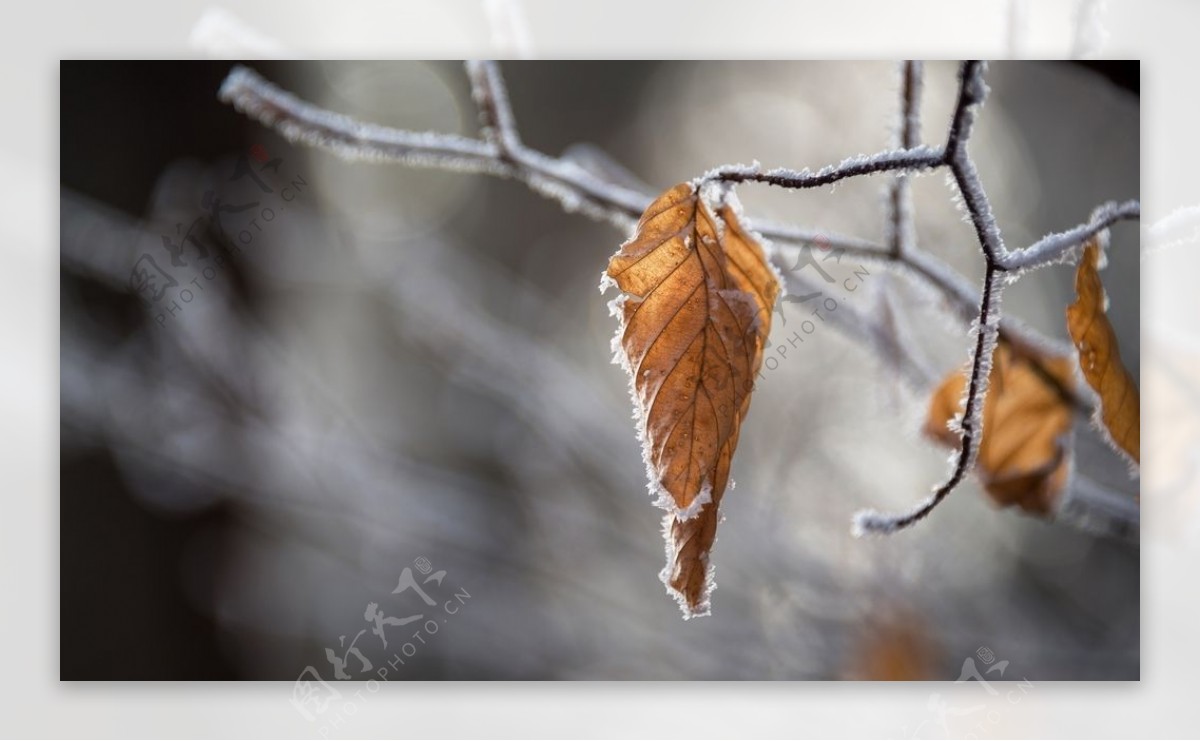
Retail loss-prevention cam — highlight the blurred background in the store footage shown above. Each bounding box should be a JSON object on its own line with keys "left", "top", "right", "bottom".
{"left": 60, "top": 61, "right": 1139, "bottom": 680}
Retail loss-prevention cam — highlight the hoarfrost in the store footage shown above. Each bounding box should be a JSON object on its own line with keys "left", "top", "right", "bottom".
{"left": 674, "top": 479, "right": 713, "bottom": 521}
{"left": 852, "top": 507, "right": 915, "bottom": 537}
{"left": 658, "top": 513, "right": 717, "bottom": 620}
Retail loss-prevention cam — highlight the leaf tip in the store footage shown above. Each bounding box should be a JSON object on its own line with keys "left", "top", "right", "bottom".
{"left": 658, "top": 512, "right": 720, "bottom": 619}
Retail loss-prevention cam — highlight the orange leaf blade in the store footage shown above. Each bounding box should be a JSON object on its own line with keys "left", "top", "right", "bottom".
{"left": 1066, "top": 239, "right": 1140, "bottom": 465}
{"left": 924, "top": 344, "right": 1075, "bottom": 516}
{"left": 605, "top": 183, "right": 778, "bottom": 617}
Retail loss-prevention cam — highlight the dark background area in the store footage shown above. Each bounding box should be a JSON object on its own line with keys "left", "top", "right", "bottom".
{"left": 61, "top": 60, "right": 655, "bottom": 680}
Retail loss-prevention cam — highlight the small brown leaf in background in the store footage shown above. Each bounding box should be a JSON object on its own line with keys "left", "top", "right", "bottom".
{"left": 1066, "top": 238, "right": 1141, "bottom": 465}
{"left": 924, "top": 344, "right": 1076, "bottom": 516}
{"left": 843, "top": 608, "right": 937, "bottom": 681}
{"left": 605, "top": 182, "right": 778, "bottom": 618}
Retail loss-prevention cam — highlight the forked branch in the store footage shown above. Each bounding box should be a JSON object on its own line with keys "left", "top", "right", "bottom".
{"left": 217, "top": 60, "right": 1140, "bottom": 537}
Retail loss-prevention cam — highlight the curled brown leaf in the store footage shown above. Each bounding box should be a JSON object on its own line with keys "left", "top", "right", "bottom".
{"left": 1066, "top": 238, "right": 1140, "bottom": 466}
{"left": 843, "top": 607, "right": 938, "bottom": 681}
{"left": 604, "top": 182, "right": 778, "bottom": 618}
{"left": 925, "top": 344, "right": 1076, "bottom": 516}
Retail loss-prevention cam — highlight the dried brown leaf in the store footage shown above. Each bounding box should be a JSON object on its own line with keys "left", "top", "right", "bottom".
{"left": 843, "top": 608, "right": 938, "bottom": 681}
{"left": 924, "top": 344, "right": 1076, "bottom": 516}
{"left": 605, "top": 182, "right": 778, "bottom": 618}
{"left": 1066, "top": 238, "right": 1140, "bottom": 465}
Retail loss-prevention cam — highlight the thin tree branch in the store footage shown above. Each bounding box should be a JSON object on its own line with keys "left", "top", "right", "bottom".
{"left": 465, "top": 59, "right": 522, "bottom": 157}
{"left": 703, "top": 147, "right": 944, "bottom": 191}
{"left": 886, "top": 61, "right": 923, "bottom": 257}
{"left": 217, "top": 64, "right": 1129, "bottom": 337}
{"left": 218, "top": 66, "right": 508, "bottom": 172}
{"left": 898, "top": 61, "right": 924, "bottom": 152}
{"left": 854, "top": 61, "right": 1007, "bottom": 534}
{"left": 999, "top": 199, "right": 1141, "bottom": 271}
{"left": 773, "top": 258, "right": 936, "bottom": 391}
{"left": 854, "top": 264, "right": 1002, "bottom": 535}
{"left": 222, "top": 64, "right": 1039, "bottom": 360}
{"left": 851, "top": 61, "right": 1140, "bottom": 536}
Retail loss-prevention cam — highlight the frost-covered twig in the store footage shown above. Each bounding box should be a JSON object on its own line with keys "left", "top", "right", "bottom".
{"left": 219, "top": 66, "right": 508, "bottom": 173}
{"left": 852, "top": 61, "right": 1138, "bottom": 535}
{"left": 885, "top": 61, "right": 923, "bottom": 257}
{"left": 773, "top": 241, "right": 1134, "bottom": 543}
{"left": 775, "top": 257, "right": 936, "bottom": 391}
{"left": 219, "top": 63, "right": 1055, "bottom": 370}
{"left": 853, "top": 61, "right": 1010, "bottom": 535}
{"left": 216, "top": 63, "right": 1123, "bottom": 361}
{"left": 1000, "top": 199, "right": 1141, "bottom": 271}
{"left": 465, "top": 60, "right": 522, "bottom": 157}
{"left": 220, "top": 64, "right": 647, "bottom": 229}
{"left": 704, "top": 147, "right": 944, "bottom": 191}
